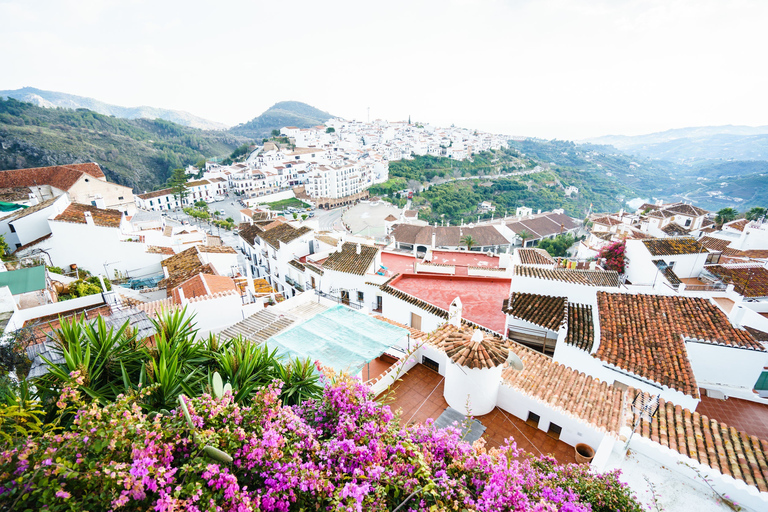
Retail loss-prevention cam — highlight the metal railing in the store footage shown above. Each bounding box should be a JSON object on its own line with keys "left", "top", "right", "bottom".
{"left": 314, "top": 289, "right": 363, "bottom": 310}
{"left": 285, "top": 276, "right": 304, "bottom": 292}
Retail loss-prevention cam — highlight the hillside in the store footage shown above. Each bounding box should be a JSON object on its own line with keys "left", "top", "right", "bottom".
{"left": 586, "top": 125, "right": 768, "bottom": 162}
{"left": 372, "top": 149, "right": 630, "bottom": 225}
{"left": 510, "top": 138, "right": 768, "bottom": 212}
{"left": 0, "top": 98, "right": 248, "bottom": 192}
{"left": 229, "top": 101, "right": 333, "bottom": 139}
{"left": 0, "top": 87, "right": 227, "bottom": 131}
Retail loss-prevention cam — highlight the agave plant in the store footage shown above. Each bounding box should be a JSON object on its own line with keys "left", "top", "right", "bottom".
{"left": 274, "top": 357, "right": 322, "bottom": 406}
{"left": 37, "top": 315, "right": 140, "bottom": 407}
{"left": 212, "top": 336, "right": 282, "bottom": 403}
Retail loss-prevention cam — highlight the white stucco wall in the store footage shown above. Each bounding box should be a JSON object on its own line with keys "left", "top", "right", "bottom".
{"left": 40, "top": 220, "right": 164, "bottom": 278}
{"left": 444, "top": 361, "right": 502, "bottom": 416}
{"left": 685, "top": 341, "right": 767, "bottom": 398}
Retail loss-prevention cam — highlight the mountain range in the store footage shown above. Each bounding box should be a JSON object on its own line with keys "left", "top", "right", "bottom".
{"left": 0, "top": 87, "right": 228, "bottom": 131}
{"left": 586, "top": 125, "right": 768, "bottom": 162}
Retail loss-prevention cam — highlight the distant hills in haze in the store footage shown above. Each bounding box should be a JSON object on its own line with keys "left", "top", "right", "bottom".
{"left": 586, "top": 125, "right": 768, "bottom": 162}
{"left": 0, "top": 87, "right": 228, "bottom": 131}
{"left": 228, "top": 101, "right": 334, "bottom": 139}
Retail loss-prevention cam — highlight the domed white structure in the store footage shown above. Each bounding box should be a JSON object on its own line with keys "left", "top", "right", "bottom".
{"left": 437, "top": 324, "right": 511, "bottom": 416}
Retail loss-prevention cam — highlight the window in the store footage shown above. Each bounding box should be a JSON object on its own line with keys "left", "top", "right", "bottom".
{"left": 9, "top": 224, "right": 15, "bottom": 233}
{"left": 357, "top": 291, "right": 364, "bottom": 303}
{"left": 422, "top": 356, "right": 439, "bottom": 373}
{"left": 118, "top": 196, "right": 124, "bottom": 200}
{"left": 547, "top": 422, "right": 562, "bottom": 440}
{"left": 15, "top": 243, "right": 21, "bottom": 249}
{"left": 526, "top": 412, "right": 540, "bottom": 428}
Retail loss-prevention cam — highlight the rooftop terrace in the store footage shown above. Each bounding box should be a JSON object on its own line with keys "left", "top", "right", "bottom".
{"left": 386, "top": 364, "right": 577, "bottom": 464}
{"left": 388, "top": 274, "right": 511, "bottom": 332}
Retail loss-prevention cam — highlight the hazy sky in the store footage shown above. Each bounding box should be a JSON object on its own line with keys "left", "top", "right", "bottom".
{"left": 2, "top": 0, "right": 766, "bottom": 140}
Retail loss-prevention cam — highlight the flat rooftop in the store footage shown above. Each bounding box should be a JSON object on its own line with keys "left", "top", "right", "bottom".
{"left": 696, "top": 390, "right": 768, "bottom": 440}
{"left": 380, "top": 252, "right": 418, "bottom": 277}
{"left": 430, "top": 250, "right": 500, "bottom": 268}
{"left": 389, "top": 274, "right": 510, "bottom": 332}
{"left": 386, "top": 364, "right": 576, "bottom": 464}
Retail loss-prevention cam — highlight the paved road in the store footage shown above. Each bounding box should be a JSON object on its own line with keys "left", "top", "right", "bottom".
{"left": 317, "top": 207, "right": 344, "bottom": 231}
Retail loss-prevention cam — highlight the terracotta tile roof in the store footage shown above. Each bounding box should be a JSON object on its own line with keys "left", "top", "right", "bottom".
{"left": 706, "top": 265, "right": 768, "bottom": 298}
{"left": 0, "top": 187, "right": 32, "bottom": 202}
{"left": 316, "top": 234, "right": 339, "bottom": 247}
{"left": 373, "top": 315, "right": 427, "bottom": 340}
{"left": 53, "top": 203, "right": 123, "bottom": 228}
{"left": 506, "top": 213, "right": 580, "bottom": 239}
{"left": 646, "top": 209, "right": 675, "bottom": 219}
{"left": 595, "top": 292, "right": 763, "bottom": 398}
{"left": 404, "top": 210, "right": 418, "bottom": 218}
{"left": 516, "top": 248, "right": 555, "bottom": 265}
{"left": 631, "top": 392, "right": 768, "bottom": 492}
{"left": 699, "top": 236, "right": 732, "bottom": 252}
{"left": 171, "top": 273, "right": 237, "bottom": 302}
{"left": 288, "top": 259, "right": 305, "bottom": 272}
{"left": 0, "top": 163, "right": 105, "bottom": 193}
{"left": 721, "top": 248, "right": 768, "bottom": 260}
{"left": 259, "top": 223, "right": 312, "bottom": 249}
{"left": 725, "top": 219, "right": 749, "bottom": 232}
{"left": 3, "top": 197, "right": 59, "bottom": 222}
{"left": 502, "top": 342, "right": 625, "bottom": 433}
{"left": 384, "top": 214, "right": 398, "bottom": 222}
{"left": 322, "top": 242, "right": 378, "bottom": 275}
{"left": 566, "top": 303, "right": 594, "bottom": 352}
{"left": 592, "top": 216, "right": 622, "bottom": 226}
{"left": 379, "top": 274, "right": 449, "bottom": 320}
{"left": 641, "top": 237, "right": 708, "bottom": 256}
{"left": 197, "top": 245, "right": 237, "bottom": 254}
{"left": 146, "top": 246, "right": 175, "bottom": 255}
{"left": 137, "top": 188, "right": 174, "bottom": 200}
{"left": 429, "top": 323, "right": 509, "bottom": 369}
{"left": 159, "top": 246, "right": 214, "bottom": 292}
{"left": 660, "top": 222, "right": 691, "bottom": 236}
{"left": 238, "top": 223, "right": 265, "bottom": 246}
{"left": 501, "top": 292, "right": 566, "bottom": 331}
{"left": 390, "top": 224, "right": 510, "bottom": 247}
{"left": 514, "top": 266, "right": 620, "bottom": 287}
{"left": 664, "top": 203, "right": 709, "bottom": 217}
{"left": 304, "top": 261, "right": 325, "bottom": 275}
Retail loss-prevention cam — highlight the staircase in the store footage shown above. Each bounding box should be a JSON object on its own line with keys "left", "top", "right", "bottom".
{"left": 219, "top": 309, "right": 296, "bottom": 343}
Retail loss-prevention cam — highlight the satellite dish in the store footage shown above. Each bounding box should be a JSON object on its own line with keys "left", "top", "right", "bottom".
{"left": 506, "top": 351, "right": 524, "bottom": 371}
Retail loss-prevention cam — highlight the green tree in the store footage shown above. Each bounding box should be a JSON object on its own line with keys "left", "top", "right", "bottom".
{"left": 518, "top": 230, "right": 533, "bottom": 246}
{"left": 193, "top": 200, "right": 208, "bottom": 210}
{"left": 167, "top": 168, "right": 189, "bottom": 206}
{"left": 715, "top": 207, "right": 738, "bottom": 226}
{"left": 0, "top": 234, "right": 9, "bottom": 259}
{"left": 325, "top": 127, "right": 335, "bottom": 134}
{"left": 271, "top": 129, "right": 281, "bottom": 137}
{"left": 461, "top": 235, "right": 476, "bottom": 251}
{"left": 537, "top": 234, "right": 575, "bottom": 257}
{"left": 745, "top": 206, "right": 767, "bottom": 221}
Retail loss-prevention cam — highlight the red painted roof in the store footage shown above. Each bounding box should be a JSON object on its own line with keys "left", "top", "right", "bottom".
{"left": 389, "top": 274, "right": 511, "bottom": 332}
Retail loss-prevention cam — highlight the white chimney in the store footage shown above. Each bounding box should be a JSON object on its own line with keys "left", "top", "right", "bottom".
{"left": 356, "top": 243, "right": 361, "bottom": 255}
{"left": 448, "top": 296, "right": 463, "bottom": 327}
{"left": 431, "top": 231, "right": 436, "bottom": 248}
{"left": 470, "top": 329, "right": 484, "bottom": 345}
{"left": 83, "top": 210, "right": 95, "bottom": 226}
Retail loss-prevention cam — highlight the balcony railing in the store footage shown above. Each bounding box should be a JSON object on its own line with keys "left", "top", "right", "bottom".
{"left": 285, "top": 276, "right": 304, "bottom": 292}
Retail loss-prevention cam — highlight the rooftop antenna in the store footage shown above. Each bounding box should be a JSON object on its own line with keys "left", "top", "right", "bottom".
{"left": 625, "top": 391, "right": 660, "bottom": 454}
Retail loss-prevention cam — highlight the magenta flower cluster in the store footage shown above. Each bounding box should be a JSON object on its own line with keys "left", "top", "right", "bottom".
{"left": 1, "top": 374, "right": 643, "bottom": 511}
